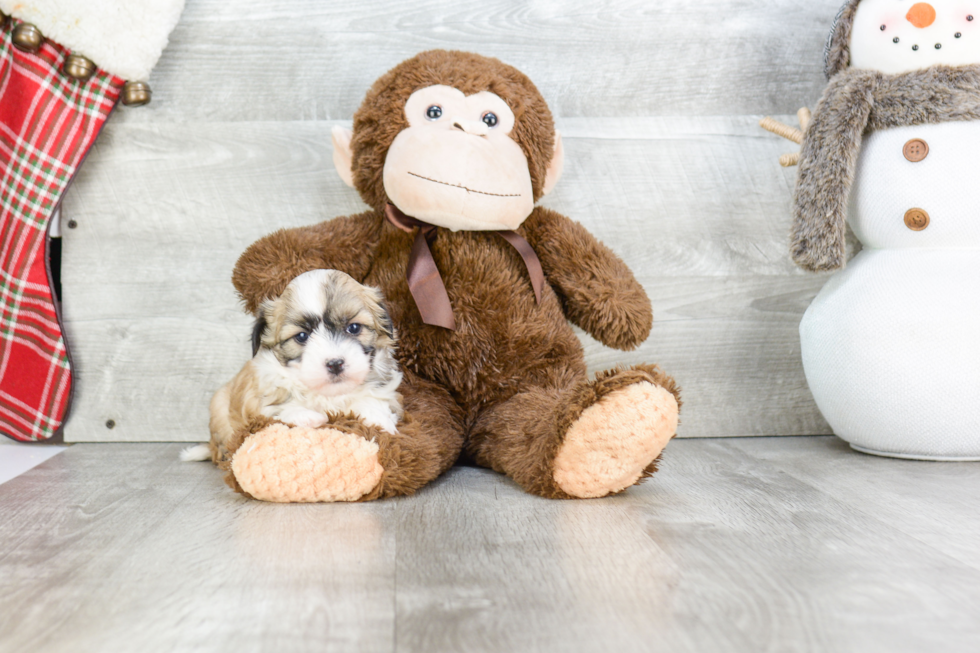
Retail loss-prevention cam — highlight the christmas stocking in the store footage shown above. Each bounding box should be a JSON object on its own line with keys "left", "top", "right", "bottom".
{"left": 0, "top": 2, "right": 184, "bottom": 441}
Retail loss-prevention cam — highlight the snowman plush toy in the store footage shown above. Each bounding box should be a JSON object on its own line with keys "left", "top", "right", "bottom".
{"left": 791, "top": 0, "right": 980, "bottom": 460}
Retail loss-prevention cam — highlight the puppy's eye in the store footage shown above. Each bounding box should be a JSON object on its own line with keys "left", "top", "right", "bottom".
{"left": 346, "top": 323, "right": 362, "bottom": 335}
{"left": 426, "top": 105, "right": 442, "bottom": 120}
{"left": 294, "top": 332, "right": 309, "bottom": 344}
{"left": 482, "top": 112, "right": 498, "bottom": 128}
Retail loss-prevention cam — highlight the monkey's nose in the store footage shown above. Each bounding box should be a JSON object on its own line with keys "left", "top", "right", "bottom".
{"left": 907, "top": 2, "right": 936, "bottom": 28}
{"left": 451, "top": 118, "right": 489, "bottom": 137}
{"left": 326, "top": 359, "right": 345, "bottom": 375}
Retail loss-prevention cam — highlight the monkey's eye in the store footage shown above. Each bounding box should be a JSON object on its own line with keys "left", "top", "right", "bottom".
{"left": 346, "top": 323, "right": 362, "bottom": 335}
{"left": 426, "top": 105, "right": 443, "bottom": 120}
{"left": 294, "top": 332, "right": 309, "bottom": 344}
{"left": 482, "top": 112, "right": 498, "bottom": 128}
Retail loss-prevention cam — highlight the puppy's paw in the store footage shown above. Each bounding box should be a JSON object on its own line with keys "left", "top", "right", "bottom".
{"left": 277, "top": 407, "right": 328, "bottom": 429}
{"left": 356, "top": 405, "right": 400, "bottom": 435}
{"left": 373, "top": 415, "right": 399, "bottom": 435}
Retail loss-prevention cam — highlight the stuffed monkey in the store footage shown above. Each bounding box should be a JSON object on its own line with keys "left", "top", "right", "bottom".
{"left": 225, "top": 50, "right": 681, "bottom": 501}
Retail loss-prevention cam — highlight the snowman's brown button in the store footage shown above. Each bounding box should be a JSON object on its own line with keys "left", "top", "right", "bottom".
{"left": 903, "top": 138, "right": 929, "bottom": 162}
{"left": 904, "top": 208, "right": 930, "bottom": 231}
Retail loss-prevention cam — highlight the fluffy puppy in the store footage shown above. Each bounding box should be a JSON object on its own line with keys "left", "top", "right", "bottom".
{"left": 182, "top": 269, "right": 402, "bottom": 463}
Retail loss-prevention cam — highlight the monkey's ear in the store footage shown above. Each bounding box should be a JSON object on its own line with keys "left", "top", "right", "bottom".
{"left": 331, "top": 125, "right": 355, "bottom": 188}
{"left": 541, "top": 130, "right": 564, "bottom": 197}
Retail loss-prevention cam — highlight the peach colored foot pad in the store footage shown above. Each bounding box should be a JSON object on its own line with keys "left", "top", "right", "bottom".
{"left": 231, "top": 423, "right": 383, "bottom": 502}
{"left": 553, "top": 382, "right": 679, "bottom": 499}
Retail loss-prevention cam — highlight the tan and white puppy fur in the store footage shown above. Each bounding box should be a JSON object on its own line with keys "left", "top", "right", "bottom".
{"left": 182, "top": 269, "right": 402, "bottom": 462}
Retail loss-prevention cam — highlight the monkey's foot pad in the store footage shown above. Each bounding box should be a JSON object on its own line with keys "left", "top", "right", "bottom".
{"left": 554, "top": 382, "right": 679, "bottom": 499}
{"left": 232, "top": 423, "right": 383, "bottom": 502}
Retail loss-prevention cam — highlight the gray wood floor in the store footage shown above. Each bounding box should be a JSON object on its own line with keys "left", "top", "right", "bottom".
{"left": 2, "top": 436, "right": 978, "bottom": 653}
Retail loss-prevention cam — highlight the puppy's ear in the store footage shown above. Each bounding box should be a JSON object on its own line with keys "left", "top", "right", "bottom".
{"left": 368, "top": 288, "right": 396, "bottom": 342}
{"left": 251, "top": 315, "right": 268, "bottom": 357}
{"left": 377, "top": 302, "right": 395, "bottom": 342}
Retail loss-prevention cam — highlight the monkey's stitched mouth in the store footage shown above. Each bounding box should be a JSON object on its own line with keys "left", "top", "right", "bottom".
{"left": 407, "top": 172, "right": 521, "bottom": 198}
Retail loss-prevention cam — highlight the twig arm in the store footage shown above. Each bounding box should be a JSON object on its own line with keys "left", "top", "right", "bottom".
{"left": 759, "top": 116, "right": 803, "bottom": 144}
{"left": 759, "top": 107, "right": 810, "bottom": 167}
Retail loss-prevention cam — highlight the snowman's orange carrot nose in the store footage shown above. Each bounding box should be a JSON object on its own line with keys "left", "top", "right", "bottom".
{"left": 907, "top": 3, "right": 937, "bottom": 28}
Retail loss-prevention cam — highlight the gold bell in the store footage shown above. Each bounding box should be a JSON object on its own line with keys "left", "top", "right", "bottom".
{"left": 64, "top": 54, "right": 96, "bottom": 81}
{"left": 121, "top": 81, "right": 152, "bottom": 107}
{"left": 12, "top": 23, "right": 44, "bottom": 53}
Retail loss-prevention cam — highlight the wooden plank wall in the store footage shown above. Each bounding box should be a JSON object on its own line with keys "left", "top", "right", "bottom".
{"left": 61, "top": 0, "right": 846, "bottom": 442}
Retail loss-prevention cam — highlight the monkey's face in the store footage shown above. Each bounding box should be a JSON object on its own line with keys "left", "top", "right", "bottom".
{"left": 850, "top": 1, "right": 980, "bottom": 73}
{"left": 381, "top": 85, "right": 536, "bottom": 232}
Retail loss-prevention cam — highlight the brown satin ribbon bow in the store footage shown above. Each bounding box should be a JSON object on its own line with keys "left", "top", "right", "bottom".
{"left": 385, "top": 203, "right": 544, "bottom": 331}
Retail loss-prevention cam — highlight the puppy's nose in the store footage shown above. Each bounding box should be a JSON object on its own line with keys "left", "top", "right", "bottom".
{"left": 326, "top": 359, "right": 345, "bottom": 375}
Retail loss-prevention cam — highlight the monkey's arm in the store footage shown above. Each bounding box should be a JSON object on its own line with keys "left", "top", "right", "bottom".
{"left": 233, "top": 211, "right": 384, "bottom": 314}
{"left": 522, "top": 207, "right": 652, "bottom": 351}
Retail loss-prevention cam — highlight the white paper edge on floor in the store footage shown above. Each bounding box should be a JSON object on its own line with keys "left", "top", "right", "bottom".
{"left": 0, "top": 439, "right": 67, "bottom": 485}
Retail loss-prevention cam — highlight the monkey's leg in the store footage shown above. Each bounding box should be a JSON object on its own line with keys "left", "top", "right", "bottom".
{"left": 467, "top": 364, "right": 680, "bottom": 499}
{"left": 364, "top": 371, "right": 467, "bottom": 500}
{"left": 223, "top": 371, "right": 466, "bottom": 502}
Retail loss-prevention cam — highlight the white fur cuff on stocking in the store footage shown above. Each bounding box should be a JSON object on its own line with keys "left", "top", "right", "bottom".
{"left": 0, "top": 0, "right": 185, "bottom": 80}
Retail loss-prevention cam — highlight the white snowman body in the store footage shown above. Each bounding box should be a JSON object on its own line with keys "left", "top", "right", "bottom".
{"left": 799, "top": 1, "right": 980, "bottom": 459}
{"left": 801, "top": 122, "right": 980, "bottom": 459}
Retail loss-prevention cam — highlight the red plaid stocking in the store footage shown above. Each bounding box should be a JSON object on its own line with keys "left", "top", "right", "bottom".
{"left": 0, "top": 22, "right": 122, "bottom": 441}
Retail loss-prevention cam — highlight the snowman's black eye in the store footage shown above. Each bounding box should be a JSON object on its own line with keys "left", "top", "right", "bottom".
{"left": 894, "top": 37, "right": 900, "bottom": 43}
{"left": 880, "top": 24, "right": 886, "bottom": 31}
{"left": 956, "top": 32, "right": 963, "bottom": 38}
{"left": 426, "top": 105, "right": 443, "bottom": 120}
{"left": 482, "top": 112, "right": 498, "bottom": 128}
{"left": 969, "top": 15, "right": 975, "bottom": 21}
{"left": 912, "top": 44, "right": 919, "bottom": 50}
{"left": 935, "top": 43, "right": 942, "bottom": 49}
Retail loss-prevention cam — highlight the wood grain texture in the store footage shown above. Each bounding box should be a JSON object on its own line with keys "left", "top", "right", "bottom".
{"left": 60, "top": 117, "right": 830, "bottom": 442}
{"left": 729, "top": 436, "right": 980, "bottom": 572}
{"left": 110, "top": 0, "right": 841, "bottom": 124}
{"left": 0, "top": 444, "right": 397, "bottom": 653}
{"left": 2, "top": 438, "right": 979, "bottom": 652}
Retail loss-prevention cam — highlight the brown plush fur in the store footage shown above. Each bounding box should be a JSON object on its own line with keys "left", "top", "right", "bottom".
{"left": 230, "top": 50, "right": 678, "bottom": 499}
{"left": 792, "top": 64, "right": 980, "bottom": 271}
{"left": 232, "top": 215, "right": 384, "bottom": 313}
